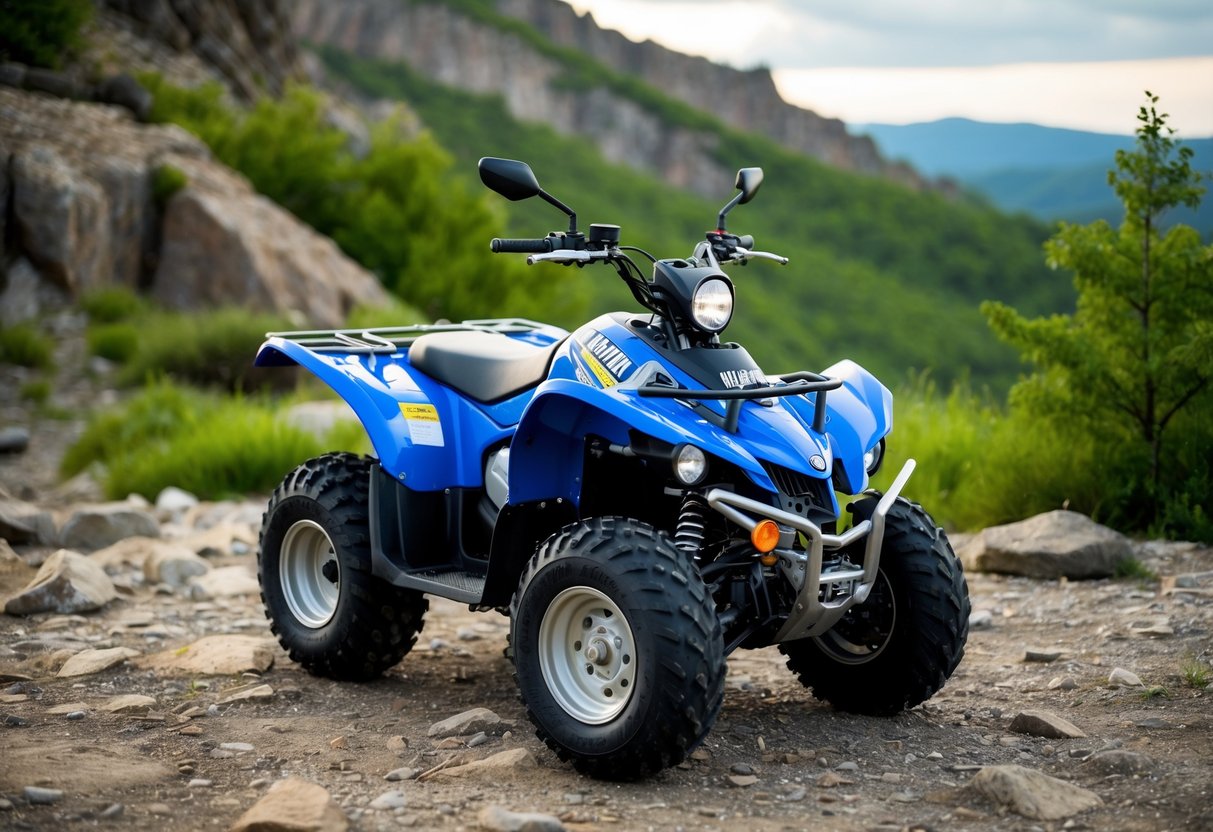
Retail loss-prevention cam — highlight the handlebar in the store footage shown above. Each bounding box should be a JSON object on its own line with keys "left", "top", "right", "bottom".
{"left": 490, "top": 237, "right": 554, "bottom": 254}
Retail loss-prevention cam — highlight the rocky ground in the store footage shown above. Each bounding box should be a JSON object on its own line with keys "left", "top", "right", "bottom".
{"left": 1, "top": 326, "right": 1211, "bottom": 832}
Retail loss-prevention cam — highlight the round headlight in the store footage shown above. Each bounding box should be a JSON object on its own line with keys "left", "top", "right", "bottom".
{"left": 864, "top": 438, "right": 885, "bottom": 476}
{"left": 690, "top": 278, "right": 733, "bottom": 332}
{"left": 673, "top": 444, "right": 708, "bottom": 485}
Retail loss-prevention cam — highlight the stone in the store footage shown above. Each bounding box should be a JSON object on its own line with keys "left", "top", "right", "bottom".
{"left": 221, "top": 742, "right": 255, "bottom": 752}
{"left": 437, "top": 748, "right": 536, "bottom": 778}
{"left": 4, "top": 549, "right": 117, "bottom": 614}
{"left": 100, "top": 694, "right": 157, "bottom": 714}
{"left": 45, "top": 702, "right": 89, "bottom": 715}
{"left": 728, "top": 774, "right": 759, "bottom": 787}
{"left": 1024, "top": 648, "right": 1062, "bottom": 663}
{"left": 1128, "top": 621, "right": 1174, "bottom": 637}
{"left": 969, "top": 609, "right": 994, "bottom": 629}
{"left": 0, "top": 496, "right": 56, "bottom": 545}
{"left": 22, "top": 786, "right": 63, "bottom": 805}
{"left": 229, "top": 776, "right": 349, "bottom": 832}
{"left": 141, "top": 635, "right": 275, "bottom": 675}
{"left": 95, "top": 73, "right": 152, "bottom": 121}
{"left": 57, "top": 646, "right": 140, "bottom": 678}
{"left": 60, "top": 503, "right": 159, "bottom": 551}
{"left": 146, "top": 542, "right": 214, "bottom": 587}
{"left": 0, "top": 426, "right": 30, "bottom": 454}
{"left": 427, "top": 707, "right": 509, "bottom": 738}
{"left": 478, "top": 805, "right": 566, "bottom": 832}
{"left": 968, "top": 765, "right": 1102, "bottom": 820}
{"left": 384, "top": 767, "right": 418, "bottom": 782}
{"left": 1108, "top": 668, "right": 1144, "bottom": 687}
{"left": 1048, "top": 676, "right": 1078, "bottom": 690}
{"left": 217, "top": 683, "right": 275, "bottom": 704}
{"left": 1084, "top": 750, "right": 1155, "bottom": 776}
{"left": 1, "top": 257, "right": 66, "bottom": 327}
{"left": 957, "top": 510, "right": 1132, "bottom": 579}
{"left": 1008, "top": 710, "right": 1086, "bottom": 739}
{"left": 188, "top": 565, "right": 260, "bottom": 599}
{"left": 368, "top": 790, "right": 406, "bottom": 810}
{"left": 154, "top": 486, "right": 199, "bottom": 515}
{"left": 178, "top": 523, "right": 256, "bottom": 558}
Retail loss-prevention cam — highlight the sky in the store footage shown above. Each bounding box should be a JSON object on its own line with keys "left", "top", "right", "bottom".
{"left": 565, "top": 0, "right": 1213, "bottom": 136}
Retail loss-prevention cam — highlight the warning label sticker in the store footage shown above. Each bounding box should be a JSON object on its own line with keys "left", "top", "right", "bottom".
{"left": 399, "top": 403, "right": 444, "bottom": 447}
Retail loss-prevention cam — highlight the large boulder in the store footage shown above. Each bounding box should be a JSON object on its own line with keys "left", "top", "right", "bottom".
{"left": 151, "top": 154, "right": 390, "bottom": 327}
{"left": 4, "top": 549, "right": 117, "bottom": 614}
{"left": 60, "top": 502, "right": 160, "bottom": 551}
{"left": 958, "top": 510, "right": 1133, "bottom": 579}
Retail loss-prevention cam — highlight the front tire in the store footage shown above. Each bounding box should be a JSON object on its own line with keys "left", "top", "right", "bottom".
{"left": 258, "top": 453, "right": 428, "bottom": 681}
{"left": 510, "top": 517, "right": 724, "bottom": 780}
{"left": 780, "top": 496, "right": 969, "bottom": 715}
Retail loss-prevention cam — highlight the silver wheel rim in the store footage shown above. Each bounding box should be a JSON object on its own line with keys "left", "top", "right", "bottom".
{"left": 279, "top": 519, "right": 340, "bottom": 628}
{"left": 814, "top": 570, "right": 896, "bottom": 665}
{"left": 538, "top": 586, "right": 637, "bottom": 724}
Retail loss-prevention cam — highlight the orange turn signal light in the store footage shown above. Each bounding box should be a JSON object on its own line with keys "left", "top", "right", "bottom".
{"left": 751, "top": 519, "right": 781, "bottom": 554}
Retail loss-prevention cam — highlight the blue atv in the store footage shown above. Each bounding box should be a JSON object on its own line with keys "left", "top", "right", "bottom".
{"left": 255, "top": 158, "right": 969, "bottom": 780}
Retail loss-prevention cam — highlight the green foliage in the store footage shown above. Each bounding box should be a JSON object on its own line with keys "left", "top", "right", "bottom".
{"left": 87, "top": 322, "right": 139, "bottom": 363}
{"left": 317, "top": 46, "right": 1064, "bottom": 389}
{"left": 1180, "top": 655, "right": 1210, "bottom": 688}
{"left": 62, "top": 380, "right": 369, "bottom": 500}
{"left": 344, "top": 297, "right": 428, "bottom": 330}
{"left": 0, "top": 0, "right": 92, "bottom": 68}
{"left": 19, "top": 379, "right": 50, "bottom": 405}
{"left": 141, "top": 75, "right": 579, "bottom": 323}
{"left": 152, "top": 164, "right": 189, "bottom": 209}
{"left": 0, "top": 322, "right": 54, "bottom": 369}
{"left": 80, "top": 287, "right": 147, "bottom": 323}
{"left": 112, "top": 307, "right": 292, "bottom": 392}
{"left": 984, "top": 93, "right": 1213, "bottom": 539}
{"left": 1114, "top": 558, "right": 1158, "bottom": 581}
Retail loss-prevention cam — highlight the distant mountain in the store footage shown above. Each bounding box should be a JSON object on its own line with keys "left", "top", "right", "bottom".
{"left": 856, "top": 119, "right": 1213, "bottom": 235}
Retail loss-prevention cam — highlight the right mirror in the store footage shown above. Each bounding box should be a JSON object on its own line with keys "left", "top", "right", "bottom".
{"left": 478, "top": 157, "right": 542, "bottom": 202}
{"left": 735, "top": 167, "right": 764, "bottom": 205}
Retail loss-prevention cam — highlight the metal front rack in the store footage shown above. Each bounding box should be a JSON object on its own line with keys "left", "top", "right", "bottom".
{"left": 263, "top": 318, "right": 552, "bottom": 355}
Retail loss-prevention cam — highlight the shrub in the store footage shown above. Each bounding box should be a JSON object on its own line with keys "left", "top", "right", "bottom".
{"left": 152, "top": 164, "right": 189, "bottom": 209}
{"left": 80, "top": 287, "right": 147, "bottom": 323}
{"left": 62, "top": 380, "right": 370, "bottom": 499}
{"left": 88, "top": 322, "right": 140, "bottom": 363}
{"left": 19, "top": 379, "right": 50, "bottom": 404}
{"left": 344, "top": 298, "right": 428, "bottom": 330}
{"left": 0, "top": 0, "right": 92, "bottom": 68}
{"left": 0, "top": 323, "right": 54, "bottom": 369}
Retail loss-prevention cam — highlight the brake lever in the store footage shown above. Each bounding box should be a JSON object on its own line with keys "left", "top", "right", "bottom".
{"left": 733, "top": 246, "right": 789, "bottom": 265}
{"left": 527, "top": 250, "right": 610, "bottom": 265}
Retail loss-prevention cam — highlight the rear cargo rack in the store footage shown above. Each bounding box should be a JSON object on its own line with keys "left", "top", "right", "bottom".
{"left": 264, "top": 318, "right": 552, "bottom": 355}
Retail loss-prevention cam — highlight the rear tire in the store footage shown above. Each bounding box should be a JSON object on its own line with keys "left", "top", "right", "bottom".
{"left": 780, "top": 496, "right": 968, "bottom": 715}
{"left": 510, "top": 517, "right": 724, "bottom": 780}
{"left": 258, "top": 453, "right": 427, "bottom": 681}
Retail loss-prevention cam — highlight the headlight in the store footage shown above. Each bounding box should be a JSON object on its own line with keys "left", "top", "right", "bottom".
{"left": 864, "top": 438, "right": 885, "bottom": 475}
{"left": 673, "top": 444, "right": 708, "bottom": 485}
{"left": 690, "top": 278, "right": 733, "bottom": 332}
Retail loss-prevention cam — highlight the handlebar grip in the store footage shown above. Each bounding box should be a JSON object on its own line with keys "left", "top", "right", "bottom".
{"left": 490, "top": 237, "right": 554, "bottom": 254}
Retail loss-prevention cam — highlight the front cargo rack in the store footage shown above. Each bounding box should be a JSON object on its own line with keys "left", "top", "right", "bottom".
{"left": 263, "top": 318, "right": 553, "bottom": 355}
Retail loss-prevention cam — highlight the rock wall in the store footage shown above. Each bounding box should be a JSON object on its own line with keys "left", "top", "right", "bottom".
{"left": 100, "top": 0, "right": 304, "bottom": 100}
{"left": 293, "top": 0, "right": 925, "bottom": 193}
{"left": 0, "top": 88, "right": 389, "bottom": 327}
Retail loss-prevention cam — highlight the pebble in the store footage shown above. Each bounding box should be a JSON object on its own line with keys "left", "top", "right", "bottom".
{"left": 148, "top": 803, "right": 172, "bottom": 815}
{"left": 23, "top": 786, "right": 63, "bottom": 804}
{"left": 467, "top": 731, "right": 490, "bottom": 748}
{"left": 0, "top": 798, "right": 11, "bottom": 811}
{"left": 221, "top": 742, "right": 254, "bottom": 752}
{"left": 1047, "top": 676, "right": 1078, "bottom": 690}
{"left": 730, "top": 762, "right": 755, "bottom": 775}
{"left": 368, "top": 790, "right": 407, "bottom": 810}
{"left": 1009, "top": 709, "right": 1087, "bottom": 739}
{"left": 1108, "top": 667, "right": 1144, "bottom": 687}
{"left": 478, "top": 805, "right": 566, "bottom": 832}
{"left": 385, "top": 767, "right": 419, "bottom": 782}
{"left": 728, "top": 774, "right": 759, "bottom": 787}
{"left": 65, "top": 710, "right": 85, "bottom": 720}
{"left": 5, "top": 714, "right": 29, "bottom": 726}
{"left": 1024, "top": 648, "right": 1062, "bottom": 663}
{"left": 835, "top": 761, "right": 859, "bottom": 771}
{"left": 969, "top": 609, "right": 994, "bottom": 628}
{"left": 187, "top": 778, "right": 213, "bottom": 788}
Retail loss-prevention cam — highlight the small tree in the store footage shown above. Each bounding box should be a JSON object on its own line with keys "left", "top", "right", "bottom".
{"left": 982, "top": 92, "right": 1213, "bottom": 532}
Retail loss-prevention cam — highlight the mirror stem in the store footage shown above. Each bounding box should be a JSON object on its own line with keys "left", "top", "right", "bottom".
{"left": 539, "top": 189, "right": 578, "bottom": 233}
{"left": 716, "top": 192, "right": 743, "bottom": 232}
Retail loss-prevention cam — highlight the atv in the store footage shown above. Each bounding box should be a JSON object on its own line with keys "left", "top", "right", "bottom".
{"left": 255, "top": 157, "right": 970, "bottom": 780}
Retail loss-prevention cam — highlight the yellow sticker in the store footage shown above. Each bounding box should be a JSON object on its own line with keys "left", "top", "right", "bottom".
{"left": 580, "top": 349, "right": 617, "bottom": 388}
{"left": 400, "top": 403, "right": 440, "bottom": 422}
{"left": 399, "top": 403, "right": 444, "bottom": 446}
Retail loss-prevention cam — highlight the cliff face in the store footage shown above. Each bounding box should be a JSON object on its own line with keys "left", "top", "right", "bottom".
{"left": 294, "top": 0, "right": 924, "bottom": 193}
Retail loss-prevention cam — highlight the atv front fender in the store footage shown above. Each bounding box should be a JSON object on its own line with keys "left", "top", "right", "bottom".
{"left": 816, "top": 359, "right": 893, "bottom": 493}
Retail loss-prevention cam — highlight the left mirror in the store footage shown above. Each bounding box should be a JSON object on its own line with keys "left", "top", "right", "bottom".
{"left": 479, "top": 157, "right": 541, "bottom": 201}
{"left": 735, "top": 167, "right": 764, "bottom": 205}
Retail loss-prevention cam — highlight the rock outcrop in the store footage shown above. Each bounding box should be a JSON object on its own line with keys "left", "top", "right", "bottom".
{"left": 293, "top": 0, "right": 926, "bottom": 197}
{"left": 0, "top": 87, "right": 389, "bottom": 327}
{"left": 958, "top": 510, "right": 1134, "bottom": 580}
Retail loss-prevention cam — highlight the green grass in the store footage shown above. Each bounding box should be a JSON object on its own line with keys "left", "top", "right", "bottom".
{"left": 1114, "top": 558, "right": 1159, "bottom": 582}
{"left": 62, "top": 380, "right": 370, "bottom": 500}
{"left": 0, "top": 323, "right": 54, "bottom": 370}
{"left": 80, "top": 287, "right": 148, "bottom": 323}
{"left": 18, "top": 379, "right": 50, "bottom": 405}
{"left": 1180, "top": 656, "right": 1210, "bottom": 689}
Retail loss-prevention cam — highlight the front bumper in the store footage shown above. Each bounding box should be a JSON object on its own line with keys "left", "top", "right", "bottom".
{"left": 704, "top": 459, "right": 916, "bottom": 643}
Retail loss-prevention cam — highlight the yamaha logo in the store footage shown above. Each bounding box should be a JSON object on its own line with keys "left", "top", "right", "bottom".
{"left": 809, "top": 455, "right": 826, "bottom": 471}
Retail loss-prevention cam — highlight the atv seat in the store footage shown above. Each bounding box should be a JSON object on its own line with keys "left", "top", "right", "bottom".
{"left": 409, "top": 330, "right": 563, "bottom": 403}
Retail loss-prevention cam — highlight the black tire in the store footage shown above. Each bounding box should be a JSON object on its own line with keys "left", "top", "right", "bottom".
{"left": 780, "top": 495, "right": 969, "bottom": 715}
{"left": 258, "top": 453, "right": 427, "bottom": 681}
{"left": 510, "top": 517, "right": 724, "bottom": 780}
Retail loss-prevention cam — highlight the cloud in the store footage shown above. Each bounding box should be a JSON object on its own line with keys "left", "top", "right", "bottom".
{"left": 569, "top": 0, "right": 1213, "bottom": 68}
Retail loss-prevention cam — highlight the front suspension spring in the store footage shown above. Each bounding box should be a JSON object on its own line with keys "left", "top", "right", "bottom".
{"left": 674, "top": 494, "right": 709, "bottom": 556}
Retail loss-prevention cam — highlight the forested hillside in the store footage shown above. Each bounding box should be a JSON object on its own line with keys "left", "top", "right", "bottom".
{"left": 318, "top": 46, "right": 1066, "bottom": 389}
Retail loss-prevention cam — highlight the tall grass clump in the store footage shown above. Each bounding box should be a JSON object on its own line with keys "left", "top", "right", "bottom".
{"left": 0, "top": 323, "right": 54, "bottom": 370}
{"left": 63, "top": 380, "right": 369, "bottom": 500}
